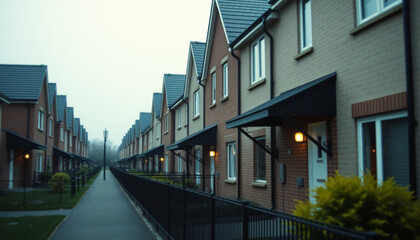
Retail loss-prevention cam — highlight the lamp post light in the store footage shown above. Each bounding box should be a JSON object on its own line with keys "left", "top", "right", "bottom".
{"left": 103, "top": 128, "right": 108, "bottom": 180}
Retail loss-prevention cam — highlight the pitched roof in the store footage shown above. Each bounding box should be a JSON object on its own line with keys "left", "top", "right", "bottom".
{"left": 48, "top": 83, "right": 57, "bottom": 114}
{"left": 152, "top": 93, "right": 163, "bottom": 119}
{"left": 140, "top": 112, "right": 151, "bottom": 135}
{"left": 0, "top": 64, "right": 48, "bottom": 101}
{"left": 74, "top": 118, "right": 80, "bottom": 137}
{"left": 135, "top": 120, "right": 140, "bottom": 138}
{"left": 163, "top": 74, "right": 185, "bottom": 108}
{"left": 57, "top": 95, "right": 67, "bottom": 123}
{"left": 217, "top": 0, "right": 271, "bottom": 43}
{"left": 79, "top": 125, "right": 83, "bottom": 142}
{"left": 66, "top": 107, "right": 74, "bottom": 130}
{"left": 191, "top": 42, "right": 206, "bottom": 77}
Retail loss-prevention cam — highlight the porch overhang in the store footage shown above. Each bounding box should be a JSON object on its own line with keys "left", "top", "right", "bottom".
{"left": 142, "top": 144, "right": 164, "bottom": 158}
{"left": 53, "top": 147, "right": 73, "bottom": 159}
{"left": 166, "top": 124, "right": 217, "bottom": 151}
{"left": 4, "top": 129, "right": 47, "bottom": 150}
{"left": 226, "top": 72, "right": 336, "bottom": 129}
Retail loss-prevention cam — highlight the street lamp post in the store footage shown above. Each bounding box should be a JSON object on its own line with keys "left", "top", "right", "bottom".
{"left": 103, "top": 128, "right": 108, "bottom": 180}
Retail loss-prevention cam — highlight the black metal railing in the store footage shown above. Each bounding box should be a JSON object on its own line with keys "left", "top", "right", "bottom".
{"left": 126, "top": 169, "right": 216, "bottom": 193}
{"left": 111, "top": 167, "right": 382, "bottom": 240}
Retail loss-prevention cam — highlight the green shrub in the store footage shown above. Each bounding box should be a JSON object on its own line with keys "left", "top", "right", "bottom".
{"left": 49, "top": 173, "right": 70, "bottom": 193}
{"left": 38, "top": 171, "right": 52, "bottom": 182}
{"left": 293, "top": 172, "right": 420, "bottom": 240}
{"left": 76, "top": 165, "right": 90, "bottom": 176}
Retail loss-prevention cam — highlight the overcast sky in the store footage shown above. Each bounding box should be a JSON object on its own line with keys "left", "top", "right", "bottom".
{"left": 0, "top": 0, "right": 211, "bottom": 146}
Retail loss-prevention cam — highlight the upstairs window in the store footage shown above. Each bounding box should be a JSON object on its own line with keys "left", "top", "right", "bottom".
{"left": 48, "top": 119, "right": 53, "bottom": 137}
{"left": 193, "top": 90, "right": 200, "bottom": 117}
{"left": 251, "top": 37, "right": 265, "bottom": 84}
{"left": 38, "top": 110, "right": 44, "bottom": 131}
{"left": 223, "top": 63, "right": 228, "bottom": 98}
{"left": 60, "top": 127, "right": 64, "bottom": 142}
{"left": 356, "top": 0, "right": 401, "bottom": 25}
{"left": 300, "top": 0, "right": 312, "bottom": 51}
{"left": 211, "top": 73, "right": 216, "bottom": 105}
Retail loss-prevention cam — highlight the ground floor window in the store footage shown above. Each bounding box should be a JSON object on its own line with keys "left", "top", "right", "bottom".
{"left": 227, "top": 142, "right": 236, "bottom": 179}
{"left": 357, "top": 111, "right": 409, "bottom": 186}
{"left": 254, "top": 137, "right": 266, "bottom": 182}
{"left": 165, "top": 155, "right": 169, "bottom": 172}
{"left": 177, "top": 155, "right": 182, "bottom": 172}
{"left": 36, "top": 154, "right": 43, "bottom": 172}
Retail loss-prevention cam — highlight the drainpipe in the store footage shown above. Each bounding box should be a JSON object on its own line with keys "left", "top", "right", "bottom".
{"left": 198, "top": 75, "right": 206, "bottom": 129}
{"left": 402, "top": 0, "right": 416, "bottom": 195}
{"left": 263, "top": 13, "right": 276, "bottom": 209}
{"left": 231, "top": 48, "right": 242, "bottom": 200}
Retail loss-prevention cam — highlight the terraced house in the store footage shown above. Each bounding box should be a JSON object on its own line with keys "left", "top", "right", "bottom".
{"left": 117, "top": 0, "right": 419, "bottom": 214}
{"left": 0, "top": 64, "right": 92, "bottom": 190}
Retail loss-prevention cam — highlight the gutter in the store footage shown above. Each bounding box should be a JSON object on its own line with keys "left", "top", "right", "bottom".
{"left": 402, "top": 0, "right": 416, "bottom": 195}
{"left": 230, "top": 48, "right": 242, "bottom": 200}
{"left": 262, "top": 14, "right": 277, "bottom": 210}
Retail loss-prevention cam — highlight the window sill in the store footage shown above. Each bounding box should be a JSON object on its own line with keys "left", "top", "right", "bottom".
{"left": 248, "top": 78, "right": 266, "bottom": 91}
{"left": 209, "top": 103, "right": 216, "bottom": 109}
{"left": 294, "top": 46, "right": 313, "bottom": 60}
{"left": 220, "top": 96, "right": 229, "bottom": 102}
{"left": 224, "top": 178, "right": 237, "bottom": 184}
{"left": 251, "top": 181, "right": 267, "bottom": 188}
{"left": 177, "top": 126, "right": 182, "bottom": 130}
{"left": 350, "top": 4, "right": 402, "bottom": 35}
{"left": 38, "top": 128, "right": 44, "bottom": 133}
{"left": 192, "top": 115, "right": 200, "bottom": 121}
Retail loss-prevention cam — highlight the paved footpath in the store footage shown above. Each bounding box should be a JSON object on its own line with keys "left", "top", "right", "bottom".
{"left": 51, "top": 170, "right": 156, "bottom": 240}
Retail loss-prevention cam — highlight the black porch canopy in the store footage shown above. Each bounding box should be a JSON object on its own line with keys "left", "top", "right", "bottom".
{"left": 142, "top": 144, "right": 164, "bottom": 158}
{"left": 226, "top": 72, "right": 336, "bottom": 129}
{"left": 53, "top": 146, "right": 73, "bottom": 159}
{"left": 166, "top": 124, "right": 217, "bottom": 151}
{"left": 4, "top": 129, "right": 47, "bottom": 150}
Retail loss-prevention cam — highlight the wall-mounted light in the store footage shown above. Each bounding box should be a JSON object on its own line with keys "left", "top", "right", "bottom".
{"left": 25, "top": 154, "right": 30, "bottom": 159}
{"left": 160, "top": 157, "right": 164, "bottom": 162}
{"left": 295, "top": 132, "right": 304, "bottom": 143}
{"left": 209, "top": 150, "right": 216, "bottom": 157}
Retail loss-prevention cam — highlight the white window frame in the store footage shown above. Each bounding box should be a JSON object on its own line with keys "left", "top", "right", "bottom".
{"left": 300, "top": 0, "right": 313, "bottom": 51}
{"left": 165, "top": 154, "right": 169, "bottom": 172}
{"left": 357, "top": 111, "right": 407, "bottom": 183}
{"left": 36, "top": 154, "right": 43, "bottom": 172}
{"left": 227, "top": 142, "right": 236, "bottom": 179}
{"left": 60, "top": 127, "right": 64, "bottom": 142}
{"left": 255, "top": 137, "right": 267, "bottom": 182}
{"left": 69, "top": 132, "right": 72, "bottom": 147}
{"left": 38, "top": 110, "right": 44, "bottom": 131}
{"left": 251, "top": 37, "right": 266, "bottom": 84}
{"left": 211, "top": 73, "right": 216, "bottom": 105}
{"left": 193, "top": 90, "right": 200, "bottom": 117}
{"left": 356, "top": 0, "right": 402, "bottom": 25}
{"left": 185, "top": 104, "right": 188, "bottom": 125}
{"left": 223, "top": 62, "right": 228, "bottom": 98}
{"left": 178, "top": 155, "right": 182, "bottom": 172}
{"left": 48, "top": 119, "right": 53, "bottom": 137}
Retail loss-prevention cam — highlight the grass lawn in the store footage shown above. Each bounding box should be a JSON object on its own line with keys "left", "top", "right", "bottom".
{"left": 0, "top": 215, "right": 66, "bottom": 240}
{"left": 0, "top": 171, "right": 100, "bottom": 211}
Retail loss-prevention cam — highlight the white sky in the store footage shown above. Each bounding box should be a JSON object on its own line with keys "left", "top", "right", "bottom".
{"left": 0, "top": 0, "right": 211, "bottom": 145}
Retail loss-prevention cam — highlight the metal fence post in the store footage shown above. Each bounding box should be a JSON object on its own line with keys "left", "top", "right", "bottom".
{"left": 211, "top": 194, "right": 215, "bottom": 240}
{"left": 77, "top": 176, "right": 80, "bottom": 191}
{"left": 82, "top": 174, "right": 85, "bottom": 186}
{"left": 242, "top": 200, "right": 249, "bottom": 240}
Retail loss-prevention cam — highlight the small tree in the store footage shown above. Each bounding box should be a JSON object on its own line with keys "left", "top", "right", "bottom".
{"left": 294, "top": 172, "right": 420, "bottom": 240}
{"left": 76, "top": 165, "right": 90, "bottom": 176}
{"left": 49, "top": 173, "right": 70, "bottom": 193}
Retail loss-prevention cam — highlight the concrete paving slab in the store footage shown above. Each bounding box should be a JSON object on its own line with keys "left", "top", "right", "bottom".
{"left": 51, "top": 170, "right": 156, "bottom": 240}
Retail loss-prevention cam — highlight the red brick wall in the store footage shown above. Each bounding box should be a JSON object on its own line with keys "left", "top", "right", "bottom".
{"left": 351, "top": 92, "right": 407, "bottom": 118}
{"left": 203, "top": 9, "right": 239, "bottom": 199}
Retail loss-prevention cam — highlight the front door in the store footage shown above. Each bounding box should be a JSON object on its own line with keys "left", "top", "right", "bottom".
{"left": 308, "top": 121, "right": 328, "bottom": 203}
